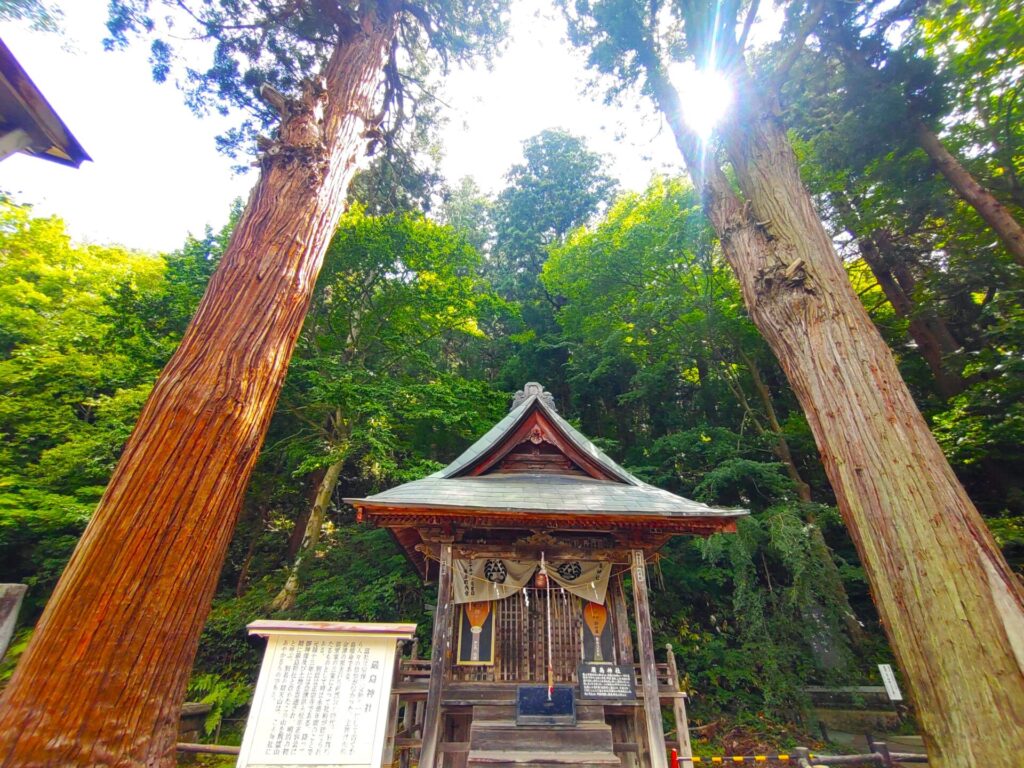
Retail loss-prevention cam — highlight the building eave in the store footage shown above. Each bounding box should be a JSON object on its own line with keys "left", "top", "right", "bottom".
{"left": 0, "top": 37, "right": 90, "bottom": 168}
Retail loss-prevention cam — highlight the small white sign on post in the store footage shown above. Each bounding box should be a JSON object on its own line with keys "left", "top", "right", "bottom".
{"left": 237, "top": 620, "right": 416, "bottom": 768}
{"left": 878, "top": 663, "right": 903, "bottom": 702}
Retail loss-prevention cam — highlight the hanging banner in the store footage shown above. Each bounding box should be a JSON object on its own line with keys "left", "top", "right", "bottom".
{"left": 456, "top": 601, "right": 496, "bottom": 665}
{"left": 454, "top": 559, "right": 536, "bottom": 603}
{"left": 453, "top": 559, "right": 611, "bottom": 605}
{"left": 549, "top": 560, "right": 611, "bottom": 605}
{"left": 581, "top": 601, "right": 614, "bottom": 663}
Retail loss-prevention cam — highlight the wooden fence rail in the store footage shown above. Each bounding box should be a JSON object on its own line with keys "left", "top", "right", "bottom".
{"left": 176, "top": 742, "right": 241, "bottom": 755}
{"left": 671, "top": 743, "right": 928, "bottom": 768}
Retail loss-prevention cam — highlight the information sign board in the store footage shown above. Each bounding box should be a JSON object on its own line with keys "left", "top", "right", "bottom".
{"left": 878, "top": 663, "right": 903, "bottom": 702}
{"left": 578, "top": 663, "right": 637, "bottom": 700}
{"left": 237, "top": 621, "right": 415, "bottom": 768}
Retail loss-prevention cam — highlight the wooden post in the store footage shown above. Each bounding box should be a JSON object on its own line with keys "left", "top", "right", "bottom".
{"left": 419, "top": 541, "right": 453, "bottom": 768}
{"left": 382, "top": 641, "right": 403, "bottom": 768}
{"left": 631, "top": 550, "right": 669, "bottom": 768}
{"left": 0, "top": 584, "right": 27, "bottom": 660}
{"left": 874, "top": 741, "right": 894, "bottom": 768}
{"left": 399, "top": 640, "right": 415, "bottom": 768}
{"left": 609, "top": 573, "right": 634, "bottom": 665}
{"left": 665, "top": 644, "right": 693, "bottom": 768}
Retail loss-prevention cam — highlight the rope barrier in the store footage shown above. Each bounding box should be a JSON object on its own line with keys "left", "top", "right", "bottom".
{"left": 670, "top": 747, "right": 927, "bottom": 767}
{"left": 683, "top": 755, "right": 800, "bottom": 763}
{"left": 417, "top": 549, "right": 655, "bottom": 585}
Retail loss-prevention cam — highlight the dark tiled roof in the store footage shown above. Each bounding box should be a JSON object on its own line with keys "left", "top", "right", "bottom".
{"left": 351, "top": 472, "right": 740, "bottom": 517}
{"left": 431, "top": 392, "right": 635, "bottom": 484}
{"left": 346, "top": 389, "right": 746, "bottom": 520}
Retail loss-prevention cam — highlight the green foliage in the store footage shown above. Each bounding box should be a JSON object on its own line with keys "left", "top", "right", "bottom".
{"left": 694, "top": 460, "right": 796, "bottom": 510}
{"left": 492, "top": 129, "right": 616, "bottom": 300}
{"left": 105, "top": 0, "right": 510, "bottom": 155}
{"left": 479, "top": 130, "right": 618, "bottom": 402}
{"left": 0, "top": 488, "right": 90, "bottom": 616}
{"left": 778, "top": 0, "right": 1024, "bottom": 517}
{"left": 542, "top": 176, "right": 864, "bottom": 722}
{"left": 187, "top": 674, "right": 253, "bottom": 737}
{"left": 293, "top": 524, "right": 427, "bottom": 627}
{"left": 7, "top": 0, "right": 1024, "bottom": 736}
{"left": 0, "top": 627, "right": 32, "bottom": 686}
{"left": 270, "top": 205, "right": 507, "bottom": 485}
{"left": 0, "top": 200, "right": 233, "bottom": 619}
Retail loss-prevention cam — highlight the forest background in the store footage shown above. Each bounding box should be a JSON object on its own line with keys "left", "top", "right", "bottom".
{"left": 1, "top": 0, "right": 1023, "bottom": 751}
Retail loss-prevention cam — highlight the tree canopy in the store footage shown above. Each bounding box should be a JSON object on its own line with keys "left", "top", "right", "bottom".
{"left": 2, "top": 0, "right": 1024, "bottom": 760}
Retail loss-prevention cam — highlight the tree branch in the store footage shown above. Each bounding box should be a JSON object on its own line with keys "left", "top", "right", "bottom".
{"left": 770, "top": 0, "right": 826, "bottom": 91}
{"left": 737, "top": 0, "right": 760, "bottom": 52}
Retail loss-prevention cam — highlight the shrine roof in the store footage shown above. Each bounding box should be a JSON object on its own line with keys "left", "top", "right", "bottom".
{"left": 348, "top": 472, "right": 739, "bottom": 518}
{"left": 0, "top": 38, "right": 90, "bottom": 167}
{"left": 433, "top": 384, "right": 636, "bottom": 484}
{"left": 346, "top": 383, "right": 745, "bottom": 521}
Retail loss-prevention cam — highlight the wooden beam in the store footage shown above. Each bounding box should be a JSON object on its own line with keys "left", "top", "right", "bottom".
{"left": 609, "top": 573, "right": 634, "bottom": 666}
{"left": 451, "top": 543, "right": 631, "bottom": 562}
{"left": 382, "top": 643, "right": 402, "bottom": 768}
{"left": 418, "top": 541, "right": 453, "bottom": 768}
{"left": 631, "top": 550, "right": 669, "bottom": 768}
{"left": 665, "top": 643, "right": 694, "bottom": 768}
{"left": 360, "top": 507, "right": 739, "bottom": 537}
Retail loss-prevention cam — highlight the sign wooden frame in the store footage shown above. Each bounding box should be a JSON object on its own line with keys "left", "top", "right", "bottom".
{"left": 236, "top": 621, "right": 415, "bottom": 768}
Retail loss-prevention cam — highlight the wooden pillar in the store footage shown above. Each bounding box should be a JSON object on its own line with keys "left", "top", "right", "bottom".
{"left": 609, "top": 573, "right": 634, "bottom": 665}
{"left": 631, "top": 550, "right": 668, "bottom": 768}
{"left": 419, "top": 541, "right": 453, "bottom": 768}
{"left": 0, "top": 583, "right": 27, "bottom": 659}
{"left": 382, "top": 641, "right": 403, "bottom": 768}
{"left": 665, "top": 643, "right": 693, "bottom": 768}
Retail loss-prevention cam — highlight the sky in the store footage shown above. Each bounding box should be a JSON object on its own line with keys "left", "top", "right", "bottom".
{"left": 0, "top": 1, "right": 742, "bottom": 253}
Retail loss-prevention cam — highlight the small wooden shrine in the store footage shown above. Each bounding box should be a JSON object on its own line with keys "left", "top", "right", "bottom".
{"left": 347, "top": 383, "right": 745, "bottom": 768}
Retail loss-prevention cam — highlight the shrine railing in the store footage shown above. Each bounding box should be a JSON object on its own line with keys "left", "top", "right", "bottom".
{"left": 395, "top": 658, "right": 677, "bottom": 693}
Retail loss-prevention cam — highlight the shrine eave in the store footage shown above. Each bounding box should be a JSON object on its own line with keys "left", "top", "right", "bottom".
{"left": 344, "top": 473, "right": 745, "bottom": 521}
{"left": 0, "top": 38, "right": 90, "bottom": 167}
{"left": 352, "top": 504, "right": 740, "bottom": 535}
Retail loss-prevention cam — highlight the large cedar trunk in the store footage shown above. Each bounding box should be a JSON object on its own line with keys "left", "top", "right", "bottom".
{"left": 0, "top": 20, "right": 395, "bottom": 768}
{"left": 651, "top": 66, "right": 1024, "bottom": 768}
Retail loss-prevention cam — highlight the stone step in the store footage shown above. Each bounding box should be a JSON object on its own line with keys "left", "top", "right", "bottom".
{"left": 472, "top": 704, "right": 607, "bottom": 723}
{"left": 471, "top": 720, "right": 612, "bottom": 732}
{"left": 467, "top": 749, "right": 622, "bottom": 768}
{"left": 469, "top": 722, "right": 615, "bottom": 752}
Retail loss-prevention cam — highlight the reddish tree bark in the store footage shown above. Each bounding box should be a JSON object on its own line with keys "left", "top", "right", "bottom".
{"left": 0, "top": 18, "right": 395, "bottom": 767}
{"left": 645, "top": 57, "right": 1024, "bottom": 768}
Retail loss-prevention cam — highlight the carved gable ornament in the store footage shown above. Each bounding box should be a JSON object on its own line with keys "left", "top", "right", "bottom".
{"left": 512, "top": 382, "right": 557, "bottom": 411}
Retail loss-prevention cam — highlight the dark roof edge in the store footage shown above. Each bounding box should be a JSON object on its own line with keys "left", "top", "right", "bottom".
{"left": 0, "top": 37, "right": 91, "bottom": 167}
{"left": 435, "top": 393, "right": 642, "bottom": 486}
{"left": 343, "top": 497, "right": 747, "bottom": 519}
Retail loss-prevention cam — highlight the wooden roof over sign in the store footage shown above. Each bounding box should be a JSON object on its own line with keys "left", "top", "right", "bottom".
{"left": 347, "top": 383, "right": 746, "bottom": 543}
{"left": 0, "top": 37, "right": 90, "bottom": 167}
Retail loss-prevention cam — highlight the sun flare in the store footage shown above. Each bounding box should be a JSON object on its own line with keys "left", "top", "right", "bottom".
{"left": 669, "top": 64, "right": 734, "bottom": 140}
